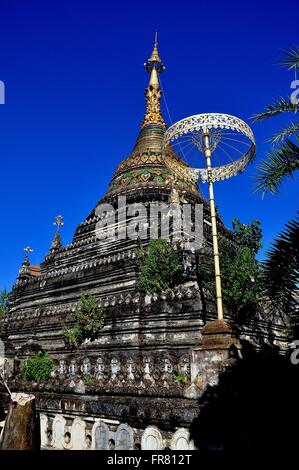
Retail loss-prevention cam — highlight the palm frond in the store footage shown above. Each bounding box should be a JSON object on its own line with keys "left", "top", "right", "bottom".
{"left": 252, "top": 97, "right": 299, "bottom": 122}
{"left": 262, "top": 214, "right": 299, "bottom": 324}
{"left": 278, "top": 47, "right": 299, "bottom": 70}
{"left": 255, "top": 138, "right": 299, "bottom": 193}
{"left": 270, "top": 124, "right": 299, "bottom": 143}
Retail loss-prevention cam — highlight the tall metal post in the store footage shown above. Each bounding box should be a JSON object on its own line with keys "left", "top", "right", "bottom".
{"left": 203, "top": 130, "right": 224, "bottom": 321}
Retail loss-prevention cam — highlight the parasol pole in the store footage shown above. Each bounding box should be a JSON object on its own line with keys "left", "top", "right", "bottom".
{"left": 202, "top": 129, "right": 224, "bottom": 321}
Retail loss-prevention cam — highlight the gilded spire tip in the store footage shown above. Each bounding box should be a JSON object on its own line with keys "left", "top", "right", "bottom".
{"left": 145, "top": 33, "right": 165, "bottom": 74}
{"left": 141, "top": 34, "right": 166, "bottom": 129}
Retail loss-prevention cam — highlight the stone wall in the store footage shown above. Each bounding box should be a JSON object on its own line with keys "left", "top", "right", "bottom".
{"left": 40, "top": 413, "right": 195, "bottom": 450}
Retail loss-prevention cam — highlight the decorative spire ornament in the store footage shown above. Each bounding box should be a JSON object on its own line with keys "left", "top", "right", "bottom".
{"left": 18, "top": 247, "right": 34, "bottom": 280}
{"left": 50, "top": 215, "right": 63, "bottom": 254}
{"left": 141, "top": 33, "right": 166, "bottom": 129}
{"left": 53, "top": 215, "right": 64, "bottom": 231}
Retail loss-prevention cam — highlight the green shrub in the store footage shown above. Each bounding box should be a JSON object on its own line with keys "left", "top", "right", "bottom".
{"left": 175, "top": 372, "right": 189, "bottom": 384}
{"left": 137, "top": 239, "right": 180, "bottom": 294}
{"left": 62, "top": 293, "right": 105, "bottom": 348}
{"left": 23, "top": 351, "right": 53, "bottom": 382}
{"left": 62, "top": 322, "right": 83, "bottom": 348}
{"left": 83, "top": 374, "right": 95, "bottom": 385}
{"left": 37, "top": 304, "right": 47, "bottom": 314}
{"left": 200, "top": 219, "right": 263, "bottom": 322}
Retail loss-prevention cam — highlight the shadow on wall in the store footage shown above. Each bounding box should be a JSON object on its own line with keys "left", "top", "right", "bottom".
{"left": 0, "top": 402, "right": 5, "bottom": 421}
{"left": 190, "top": 341, "right": 299, "bottom": 453}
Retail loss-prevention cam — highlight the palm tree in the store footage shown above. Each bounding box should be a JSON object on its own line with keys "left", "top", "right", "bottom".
{"left": 262, "top": 214, "right": 299, "bottom": 324}
{"left": 253, "top": 48, "right": 299, "bottom": 194}
{"left": 253, "top": 48, "right": 299, "bottom": 327}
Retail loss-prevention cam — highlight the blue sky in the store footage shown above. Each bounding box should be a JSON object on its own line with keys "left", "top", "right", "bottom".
{"left": 0, "top": 0, "right": 298, "bottom": 291}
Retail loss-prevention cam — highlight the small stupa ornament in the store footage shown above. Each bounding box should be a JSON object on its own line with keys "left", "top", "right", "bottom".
{"left": 50, "top": 215, "right": 64, "bottom": 254}
{"left": 18, "top": 246, "right": 34, "bottom": 280}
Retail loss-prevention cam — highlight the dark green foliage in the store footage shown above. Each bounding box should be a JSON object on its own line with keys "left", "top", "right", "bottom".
{"left": 23, "top": 351, "right": 53, "bottom": 382}
{"left": 62, "top": 322, "right": 83, "bottom": 348}
{"left": 0, "top": 290, "right": 9, "bottom": 318}
{"left": 62, "top": 293, "right": 105, "bottom": 348}
{"left": 37, "top": 304, "right": 47, "bottom": 314}
{"left": 137, "top": 239, "right": 180, "bottom": 294}
{"left": 270, "top": 123, "right": 299, "bottom": 144}
{"left": 278, "top": 47, "right": 299, "bottom": 70}
{"left": 201, "top": 220, "right": 263, "bottom": 321}
{"left": 261, "top": 214, "right": 299, "bottom": 325}
{"left": 83, "top": 374, "right": 96, "bottom": 385}
{"left": 175, "top": 372, "right": 189, "bottom": 384}
{"left": 232, "top": 218, "right": 262, "bottom": 254}
{"left": 253, "top": 97, "right": 299, "bottom": 122}
{"left": 253, "top": 48, "right": 299, "bottom": 328}
{"left": 202, "top": 241, "right": 262, "bottom": 321}
{"left": 253, "top": 49, "right": 299, "bottom": 196}
{"left": 255, "top": 136, "right": 299, "bottom": 194}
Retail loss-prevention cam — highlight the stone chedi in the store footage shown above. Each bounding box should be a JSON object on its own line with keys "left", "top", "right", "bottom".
{"left": 0, "top": 38, "right": 287, "bottom": 450}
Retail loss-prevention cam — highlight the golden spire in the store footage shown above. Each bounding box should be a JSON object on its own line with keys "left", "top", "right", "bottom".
{"left": 141, "top": 33, "right": 166, "bottom": 129}
{"left": 148, "top": 31, "right": 162, "bottom": 65}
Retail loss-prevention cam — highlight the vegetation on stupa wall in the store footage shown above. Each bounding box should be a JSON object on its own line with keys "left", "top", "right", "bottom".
{"left": 0, "top": 289, "right": 9, "bottom": 319}
{"left": 137, "top": 239, "right": 180, "bottom": 294}
{"left": 62, "top": 293, "right": 106, "bottom": 348}
{"left": 200, "top": 219, "right": 263, "bottom": 322}
{"left": 253, "top": 47, "right": 299, "bottom": 332}
{"left": 23, "top": 351, "right": 53, "bottom": 382}
{"left": 175, "top": 371, "right": 189, "bottom": 385}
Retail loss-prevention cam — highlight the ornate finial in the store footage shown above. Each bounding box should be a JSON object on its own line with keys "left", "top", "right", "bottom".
{"left": 18, "top": 247, "right": 33, "bottom": 280}
{"left": 50, "top": 215, "right": 63, "bottom": 254}
{"left": 141, "top": 33, "right": 166, "bottom": 129}
{"left": 145, "top": 31, "right": 165, "bottom": 74}
{"left": 54, "top": 215, "right": 64, "bottom": 231}
{"left": 146, "top": 31, "right": 163, "bottom": 68}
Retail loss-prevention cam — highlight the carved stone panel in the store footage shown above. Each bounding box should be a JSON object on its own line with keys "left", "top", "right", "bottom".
{"left": 96, "top": 356, "right": 105, "bottom": 380}
{"left": 115, "top": 423, "right": 134, "bottom": 450}
{"left": 52, "top": 415, "right": 66, "bottom": 449}
{"left": 160, "top": 357, "right": 173, "bottom": 374}
{"left": 81, "top": 358, "right": 91, "bottom": 375}
{"left": 178, "top": 355, "right": 191, "bottom": 377}
{"left": 40, "top": 413, "right": 48, "bottom": 448}
{"left": 58, "top": 360, "right": 66, "bottom": 375}
{"left": 141, "top": 426, "right": 163, "bottom": 450}
{"left": 111, "top": 357, "right": 120, "bottom": 380}
{"left": 126, "top": 358, "right": 135, "bottom": 381}
{"left": 92, "top": 420, "right": 109, "bottom": 450}
{"left": 69, "top": 359, "right": 77, "bottom": 377}
{"left": 170, "top": 428, "right": 193, "bottom": 450}
{"left": 71, "top": 417, "right": 86, "bottom": 450}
